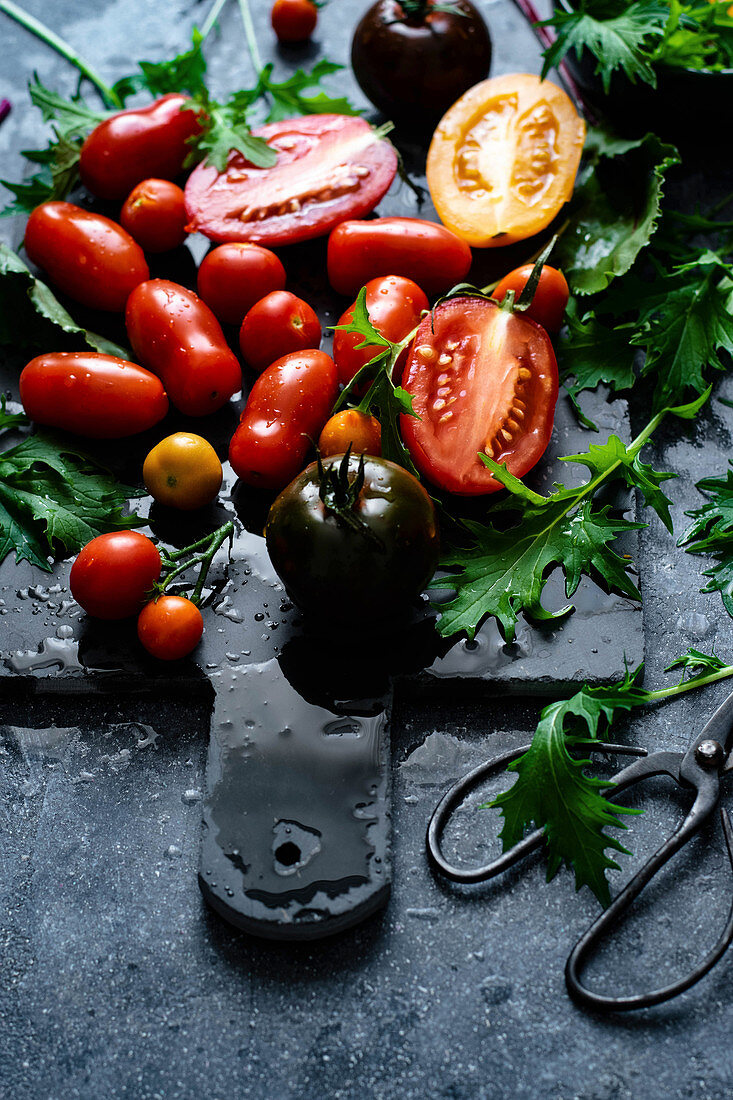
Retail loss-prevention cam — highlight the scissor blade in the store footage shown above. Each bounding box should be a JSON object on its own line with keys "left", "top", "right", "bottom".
{"left": 688, "top": 689, "right": 733, "bottom": 758}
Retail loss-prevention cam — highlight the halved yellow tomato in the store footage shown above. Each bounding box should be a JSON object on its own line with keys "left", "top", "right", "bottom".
{"left": 426, "top": 74, "right": 585, "bottom": 248}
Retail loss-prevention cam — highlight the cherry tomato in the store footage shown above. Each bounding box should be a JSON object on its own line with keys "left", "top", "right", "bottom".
{"left": 197, "top": 243, "right": 286, "bottom": 326}
{"left": 318, "top": 409, "right": 382, "bottom": 457}
{"left": 184, "top": 115, "right": 398, "bottom": 246}
{"left": 239, "top": 291, "right": 321, "bottom": 373}
{"left": 229, "top": 350, "right": 338, "bottom": 490}
{"left": 352, "top": 0, "right": 491, "bottom": 127}
{"left": 70, "top": 531, "right": 162, "bottom": 620}
{"left": 271, "top": 0, "right": 318, "bottom": 41}
{"left": 400, "top": 296, "right": 558, "bottom": 495}
{"left": 137, "top": 595, "right": 204, "bottom": 661}
{"left": 120, "top": 179, "right": 188, "bottom": 253}
{"left": 327, "top": 218, "right": 472, "bottom": 298}
{"left": 427, "top": 74, "right": 585, "bottom": 248}
{"left": 333, "top": 275, "right": 428, "bottom": 387}
{"left": 143, "top": 432, "right": 223, "bottom": 510}
{"left": 493, "top": 264, "right": 570, "bottom": 333}
{"left": 80, "top": 94, "right": 201, "bottom": 200}
{"left": 19, "top": 353, "right": 168, "bottom": 439}
{"left": 265, "top": 453, "right": 439, "bottom": 624}
{"left": 25, "top": 202, "right": 149, "bottom": 312}
{"left": 126, "top": 280, "right": 242, "bottom": 417}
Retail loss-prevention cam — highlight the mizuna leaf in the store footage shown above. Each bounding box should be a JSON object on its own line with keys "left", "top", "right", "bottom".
{"left": 540, "top": 3, "right": 663, "bottom": 91}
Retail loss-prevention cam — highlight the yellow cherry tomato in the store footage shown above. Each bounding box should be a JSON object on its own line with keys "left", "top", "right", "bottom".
{"left": 318, "top": 409, "right": 382, "bottom": 458}
{"left": 143, "top": 432, "right": 223, "bottom": 510}
{"left": 427, "top": 73, "right": 585, "bottom": 248}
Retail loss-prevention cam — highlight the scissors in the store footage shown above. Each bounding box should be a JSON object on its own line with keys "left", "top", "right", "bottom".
{"left": 426, "top": 691, "right": 733, "bottom": 1012}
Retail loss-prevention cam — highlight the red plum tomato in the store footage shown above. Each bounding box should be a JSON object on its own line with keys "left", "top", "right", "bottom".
{"left": 20, "top": 353, "right": 168, "bottom": 438}
{"left": 80, "top": 94, "right": 201, "bottom": 200}
{"left": 196, "top": 243, "right": 286, "bottom": 326}
{"left": 239, "top": 290, "right": 321, "bottom": 373}
{"left": 271, "top": 0, "right": 318, "bottom": 41}
{"left": 493, "top": 264, "right": 570, "bottom": 333}
{"left": 327, "top": 217, "right": 472, "bottom": 298}
{"left": 333, "top": 275, "right": 428, "bottom": 387}
{"left": 121, "top": 179, "right": 188, "bottom": 253}
{"left": 70, "top": 531, "right": 162, "bottom": 620}
{"left": 401, "top": 296, "right": 558, "bottom": 495}
{"left": 25, "top": 202, "right": 149, "bottom": 312}
{"left": 137, "top": 596, "right": 204, "bottom": 660}
{"left": 229, "top": 349, "right": 338, "bottom": 490}
{"left": 184, "top": 115, "right": 397, "bottom": 247}
{"left": 126, "top": 280, "right": 242, "bottom": 417}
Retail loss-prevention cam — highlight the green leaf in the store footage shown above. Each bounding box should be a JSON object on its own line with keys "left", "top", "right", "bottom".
{"left": 679, "top": 462, "right": 733, "bottom": 614}
{"left": 665, "top": 647, "right": 727, "bottom": 676}
{"left": 259, "top": 60, "right": 361, "bottom": 123}
{"left": 112, "top": 28, "right": 208, "bottom": 99}
{"left": 540, "top": 3, "right": 662, "bottom": 92}
{"left": 0, "top": 243, "right": 130, "bottom": 356}
{"left": 0, "top": 431, "right": 144, "bottom": 572}
{"left": 188, "top": 89, "right": 276, "bottom": 171}
{"left": 558, "top": 299, "right": 637, "bottom": 423}
{"left": 557, "top": 131, "right": 680, "bottom": 295}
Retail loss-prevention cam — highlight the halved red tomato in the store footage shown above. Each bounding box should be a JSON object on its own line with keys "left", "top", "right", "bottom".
{"left": 400, "top": 296, "right": 558, "bottom": 495}
{"left": 184, "top": 115, "right": 398, "bottom": 246}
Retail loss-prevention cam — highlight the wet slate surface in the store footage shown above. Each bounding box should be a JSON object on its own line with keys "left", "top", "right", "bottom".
{"left": 2, "top": 1, "right": 733, "bottom": 1098}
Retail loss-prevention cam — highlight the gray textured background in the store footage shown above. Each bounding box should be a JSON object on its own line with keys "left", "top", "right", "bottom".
{"left": 2, "top": 1, "right": 733, "bottom": 1098}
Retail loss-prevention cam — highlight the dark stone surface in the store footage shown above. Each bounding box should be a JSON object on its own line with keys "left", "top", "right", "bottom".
{"left": 2, "top": 1, "right": 733, "bottom": 1098}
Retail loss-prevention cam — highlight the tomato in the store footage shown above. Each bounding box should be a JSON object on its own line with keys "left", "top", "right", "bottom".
{"left": 184, "top": 115, "right": 398, "bottom": 246}
{"left": 426, "top": 74, "right": 585, "bottom": 248}
{"left": 493, "top": 264, "right": 570, "bottom": 333}
{"left": 333, "top": 275, "right": 428, "bottom": 387}
{"left": 125, "top": 280, "right": 242, "bottom": 417}
{"left": 197, "top": 243, "right": 286, "bottom": 326}
{"left": 327, "top": 218, "right": 472, "bottom": 298}
{"left": 229, "top": 350, "right": 338, "bottom": 490}
{"left": 80, "top": 94, "right": 201, "bottom": 200}
{"left": 318, "top": 410, "right": 382, "bottom": 458}
{"left": 19, "top": 353, "right": 168, "bottom": 439}
{"left": 271, "top": 0, "right": 318, "bottom": 41}
{"left": 265, "top": 453, "right": 439, "bottom": 624}
{"left": 400, "top": 296, "right": 558, "bottom": 495}
{"left": 70, "top": 531, "right": 162, "bottom": 620}
{"left": 352, "top": 0, "right": 491, "bottom": 126}
{"left": 120, "top": 178, "right": 188, "bottom": 253}
{"left": 137, "top": 596, "right": 204, "bottom": 661}
{"left": 143, "top": 432, "right": 223, "bottom": 510}
{"left": 239, "top": 291, "right": 321, "bottom": 373}
{"left": 24, "top": 202, "right": 149, "bottom": 312}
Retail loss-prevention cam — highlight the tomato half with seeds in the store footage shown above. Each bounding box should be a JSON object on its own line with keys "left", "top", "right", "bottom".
{"left": 427, "top": 74, "right": 585, "bottom": 247}
{"left": 400, "top": 296, "right": 558, "bottom": 495}
{"left": 333, "top": 275, "right": 429, "bottom": 387}
{"left": 184, "top": 115, "right": 398, "bottom": 246}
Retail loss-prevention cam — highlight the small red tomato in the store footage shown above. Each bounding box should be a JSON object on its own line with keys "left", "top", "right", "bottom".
{"left": 327, "top": 217, "right": 472, "bottom": 298}
{"left": 121, "top": 179, "right": 188, "bottom": 253}
{"left": 229, "top": 349, "right": 338, "bottom": 490}
{"left": 20, "top": 353, "right": 168, "bottom": 438}
{"left": 126, "top": 280, "right": 242, "bottom": 417}
{"left": 70, "top": 531, "right": 162, "bottom": 620}
{"left": 318, "top": 409, "right": 382, "bottom": 457}
{"left": 80, "top": 94, "right": 201, "bottom": 200}
{"left": 333, "top": 275, "right": 428, "bottom": 387}
{"left": 239, "top": 291, "right": 321, "bottom": 373}
{"left": 196, "top": 243, "right": 286, "bottom": 326}
{"left": 137, "top": 595, "right": 204, "bottom": 661}
{"left": 493, "top": 264, "right": 570, "bottom": 333}
{"left": 25, "top": 202, "right": 149, "bottom": 312}
{"left": 271, "top": 0, "right": 318, "bottom": 41}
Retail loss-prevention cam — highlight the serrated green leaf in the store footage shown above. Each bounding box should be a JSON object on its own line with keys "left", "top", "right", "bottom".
{"left": 679, "top": 463, "right": 733, "bottom": 615}
{"left": 260, "top": 60, "right": 361, "bottom": 123}
{"left": 113, "top": 28, "right": 207, "bottom": 99}
{"left": 558, "top": 299, "right": 637, "bottom": 424}
{"left": 540, "top": 3, "right": 663, "bottom": 91}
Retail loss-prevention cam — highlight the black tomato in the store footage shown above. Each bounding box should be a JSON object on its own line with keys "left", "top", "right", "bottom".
{"left": 351, "top": 0, "right": 492, "bottom": 127}
{"left": 265, "top": 453, "right": 440, "bottom": 626}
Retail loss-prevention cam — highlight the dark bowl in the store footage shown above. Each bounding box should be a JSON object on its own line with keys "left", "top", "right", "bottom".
{"left": 555, "top": 0, "right": 733, "bottom": 146}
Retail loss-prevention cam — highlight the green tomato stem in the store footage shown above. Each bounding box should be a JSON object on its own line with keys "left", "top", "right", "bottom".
{"left": 237, "top": 0, "right": 263, "bottom": 76}
{"left": 643, "top": 664, "right": 733, "bottom": 703}
{"left": 0, "top": 0, "right": 123, "bottom": 108}
{"left": 200, "top": 0, "right": 230, "bottom": 39}
{"left": 190, "top": 521, "right": 235, "bottom": 606}
{"left": 158, "top": 521, "right": 234, "bottom": 606}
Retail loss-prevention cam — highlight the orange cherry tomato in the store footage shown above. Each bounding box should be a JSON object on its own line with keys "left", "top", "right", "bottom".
{"left": 333, "top": 275, "right": 429, "bottom": 388}
{"left": 121, "top": 179, "right": 188, "bottom": 253}
{"left": 318, "top": 410, "right": 382, "bottom": 457}
{"left": 143, "top": 433, "right": 223, "bottom": 510}
{"left": 493, "top": 264, "right": 570, "bottom": 332}
{"left": 427, "top": 74, "right": 585, "bottom": 247}
{"left": 137, "top": 595, "right": 204, "bottom": 661}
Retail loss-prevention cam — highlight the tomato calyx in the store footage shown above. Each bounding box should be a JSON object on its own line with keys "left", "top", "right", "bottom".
{"left": 397, "top": 0, "right": 467, "bottom": 20}
{"left": 149, "top": 521, "right": 235, "bottom": 607}
{"left": 316, "top": 447, "right": 385, "bottom": 548}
